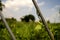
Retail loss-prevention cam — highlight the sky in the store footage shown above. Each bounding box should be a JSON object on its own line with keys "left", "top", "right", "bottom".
{"left": 1, "top": 0, "right": 60, "bottom": 23}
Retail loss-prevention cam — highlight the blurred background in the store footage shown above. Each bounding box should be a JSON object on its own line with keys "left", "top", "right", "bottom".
{"left": 0, "top": 0, "right": 60, "bottom": 40}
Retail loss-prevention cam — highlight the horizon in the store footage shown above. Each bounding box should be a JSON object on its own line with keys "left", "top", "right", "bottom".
{"left": 1, "top": 0, "right": 60, "bottom": 23}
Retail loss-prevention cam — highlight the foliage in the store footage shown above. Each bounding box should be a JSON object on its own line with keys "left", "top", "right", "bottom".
{"left": 21, "top": 14, "right": 35, "bottom": 22}
{"left": 47, "top": 20, "right": 50, "bottom": 23}
{"left": 0, "top": 0, "right": 5, "bottom": 11}
{"left": 28, "top": 14, "right": 35, "bottom": 21}
{"left": 0, "top": 19, "right": 60, "bottom": 40}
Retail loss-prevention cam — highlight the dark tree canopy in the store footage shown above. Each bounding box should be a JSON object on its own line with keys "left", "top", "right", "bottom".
{"left": 5, "top": 17, "right": 17, "bottom": 23}
{"left": 28, "top": 14, "right": 35, "bottom": 21}
{"left": 47, "top": 20, "right": 50, "bottom": 23}
{"left": 24, "top": 16, "right": 29, "bottom": 22}
{"left": 0, "top": 0, "right": 5, "bottom": 11}
{"left": 21, "top": 14, "right": 35, "bottom": 22}
{"left": 0, "top": 0, "right": 2, "bottom": 11}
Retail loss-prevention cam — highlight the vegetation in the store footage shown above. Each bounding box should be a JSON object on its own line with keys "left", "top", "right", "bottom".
{"left": 0, "top": 18, "right": 60, "bottom": 40}
{"left": 0, "top": 0, "right": 60, "bottom": 40}
{"left": 21, "top": 14, "right": 35, "bottom": 22}
{"left": 0, "top": 0, "right": 5, "bottom": 11}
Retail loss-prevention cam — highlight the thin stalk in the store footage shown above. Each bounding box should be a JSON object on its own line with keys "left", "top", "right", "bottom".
{"left": 0, "top": 11, "right": 16, "bottom": 40}
{"left": 32, "top": 0, "right": 54, "bottom": 40}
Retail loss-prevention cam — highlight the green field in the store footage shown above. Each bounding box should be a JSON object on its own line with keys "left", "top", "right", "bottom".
{"left": 0, "top": 20, "right": 60, "bottom": 40}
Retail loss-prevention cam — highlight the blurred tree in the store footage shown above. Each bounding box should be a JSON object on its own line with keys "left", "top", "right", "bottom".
{"left": 5, "top": 18, "right": 16, "bottom": 21}
{"left": 21, "top": 15, "right": 29, "bottom": 22}
{"left": 0, "top": 0, "right": 2, "bottom": 11}
{"left": 21, "top": 14, "right": 35, "bottom": 22}
{"left": 0, "top": 0, "right": 5, "bottom": 11}
{"left": 47, "top": 20, "right": 50, "bottom": 23}
{"left": 0, "top": 0, "right": 5, "bottom": 30}
{"left": 24, "top": 15, "right": 29, "bottom": 22}
{"left": 20, "top": 16, "right": 24, "bottom": 21}
{"left": 11, "top": 17, "right": 16, "bottom": 21}
{"left": 28, "top": 14, "right": 35, "bottom": 22}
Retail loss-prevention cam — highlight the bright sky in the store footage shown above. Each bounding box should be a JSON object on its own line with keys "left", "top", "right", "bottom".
{"left": 2, "top": 0, "right": 60, "bottom": 22}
